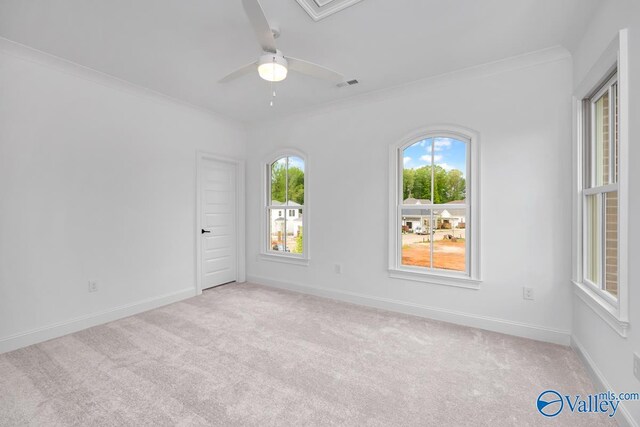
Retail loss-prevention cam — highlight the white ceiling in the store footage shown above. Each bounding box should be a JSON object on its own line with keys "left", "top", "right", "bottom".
{"left": 0, "top": 0, "right": 600, "bottom": 123}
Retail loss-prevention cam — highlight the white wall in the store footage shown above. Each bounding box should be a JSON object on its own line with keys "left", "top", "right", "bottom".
{"left": 245, "top": 48, "right": 574, "bottom": 345}
{"left": 570, "top": 1, "right": 640, "bottom": 425}
{"left": 0, "top": 39, "right": 245, "bottom": 352}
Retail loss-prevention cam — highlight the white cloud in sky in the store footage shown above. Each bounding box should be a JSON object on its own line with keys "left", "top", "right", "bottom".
{"left": 422, "top": 139, "right": 451, "bottom": 154}
{"left": 420, "top": 154, "right": 442, "bottom": 162}
{"left": 403, "top": 156, "right": 411, "bottom": 165}
{"left": 433, "top": 138, "right": 452, "bottom": 151}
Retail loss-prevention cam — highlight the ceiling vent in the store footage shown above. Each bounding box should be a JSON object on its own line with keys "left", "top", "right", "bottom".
{"left": 295, "top": 0, "right": 364, "bottom": 21}
{"left": 337, "top": 79, "right": 359, "bottom": 88}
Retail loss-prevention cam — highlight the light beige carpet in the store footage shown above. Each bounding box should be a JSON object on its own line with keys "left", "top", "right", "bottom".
{"left": 0, "top": 283, "right": 612, "bottom": 426}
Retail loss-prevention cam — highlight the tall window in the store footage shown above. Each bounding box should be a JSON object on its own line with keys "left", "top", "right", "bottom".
{"left": 389, "top": 128, "right": 479, "bottom": 287}
{"left": 582, "top": 72, "right": 619, "bottom": 299}
{"left": 573, "top": 30, "right": 628, "bottom": 334}
{"left": 265, "top": 155, "right": 306, "bottom": 258}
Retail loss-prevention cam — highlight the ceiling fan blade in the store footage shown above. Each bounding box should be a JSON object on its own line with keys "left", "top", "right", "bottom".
{"left": 242, "top": 0, "right": 277, "bottom": 53}
{"left": 219, "top": 61, "right": 257, "bottom": 83}
{"left": 286, "top": 57, "right": 345, "bottom": 83}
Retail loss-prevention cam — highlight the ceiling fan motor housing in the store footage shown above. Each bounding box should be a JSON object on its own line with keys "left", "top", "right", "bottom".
{"left": 258, "top": 51, "right": 288, "bottom": 82}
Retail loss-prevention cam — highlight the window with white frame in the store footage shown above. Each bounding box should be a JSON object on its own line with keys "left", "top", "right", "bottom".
{"left": 573, "top": 29, "right": 628, "bottom": 334}
{"left": 265, "top": 155, "right": 306, "bottom": 258}
{"left": 389, "top": 128, "right": 480, "bottom": 287}
{"left": 581, "top": 72, "right": 619, "bottom": 300}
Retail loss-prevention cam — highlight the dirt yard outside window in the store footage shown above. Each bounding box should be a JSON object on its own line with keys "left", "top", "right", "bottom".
{"left": 401, "top": 231, "right": 466, "bottom": 271}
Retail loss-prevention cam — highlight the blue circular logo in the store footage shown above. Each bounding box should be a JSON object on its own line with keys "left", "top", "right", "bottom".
{"left": 537, "top": 390, "right": 564, "bottom": 417}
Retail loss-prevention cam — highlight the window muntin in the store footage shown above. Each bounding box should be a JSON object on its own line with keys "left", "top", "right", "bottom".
{"left": 582, "top": 73, "right": 619, "bottom": 299}
{"left": 400, "top": 136, "right": 469, "bottom": 275}
{"left": 266, "top": 156, "right": 305, "bottom": 256}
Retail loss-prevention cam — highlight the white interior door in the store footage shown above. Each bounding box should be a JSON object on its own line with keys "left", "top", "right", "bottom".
{"left": 200, "top": 158, "right": 237, "bottom": 290}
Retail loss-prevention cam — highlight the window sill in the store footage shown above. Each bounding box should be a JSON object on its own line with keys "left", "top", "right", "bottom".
{"left": 259, "top": 253, "right": 309, "bottom": 266}
{"left": 388, "top": 268, "right": 481, "bottom": 290}
{"left": 572, "top": 281, "right": 628, "bottom": 338}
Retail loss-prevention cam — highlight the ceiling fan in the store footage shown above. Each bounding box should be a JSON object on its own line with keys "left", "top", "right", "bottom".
{"left": 219, "top": 0, "right": 345, "bottom": 85}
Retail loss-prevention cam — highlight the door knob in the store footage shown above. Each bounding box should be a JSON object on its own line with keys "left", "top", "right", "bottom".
{"left": 201, "top": 229, "right": 211, "bottom": 234}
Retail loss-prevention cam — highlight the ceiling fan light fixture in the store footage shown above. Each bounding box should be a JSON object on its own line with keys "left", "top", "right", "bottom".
{"left": 258, "top": 53, "right": 288, "bottom": 82}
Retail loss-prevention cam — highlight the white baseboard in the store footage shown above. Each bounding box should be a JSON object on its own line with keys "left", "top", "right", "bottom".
{"left": 0, "top": 287, "right": 196, "bottom": 354}
{"left": 571, "top": 336, "right": 637, "bottom": 427}
{"left": 247, "top": 274, "right": 571, "bottom": 345}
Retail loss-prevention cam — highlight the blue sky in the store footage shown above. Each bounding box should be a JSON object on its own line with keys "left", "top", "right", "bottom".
{"left": 288, "top": 156, "right": 305, "bottom": 171}
{"left": 272, "top": 156, "right": 305, "bottom": 172}
{"left": 403, "top": 137, "right": 466, "bottom": 176}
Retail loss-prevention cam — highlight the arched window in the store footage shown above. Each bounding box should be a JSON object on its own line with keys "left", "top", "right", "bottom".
{"left": 389, "top": 127, "right": 480, "bottom": 287}
{"left": 263, "top": 153, "right": 308, "bottom": 262}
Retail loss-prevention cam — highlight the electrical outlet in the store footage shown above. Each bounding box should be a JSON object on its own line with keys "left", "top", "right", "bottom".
{"left": 88, "top": 280, "right": 98, "bottom": 293}
{"left": 634, "top": 353, "right": 640, "bottom": 381}
{"left": 523, "top": 287, "right": 534, "bottom": 300}
{"left": 334, "top": 264, "right": 342, "bottom": 274}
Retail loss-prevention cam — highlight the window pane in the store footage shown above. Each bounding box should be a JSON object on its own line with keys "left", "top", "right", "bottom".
{"left": 270, "top": 158, "right": 287, "bottom": 204}
{"left": 432, "top": 208, "right": 466, "bottom": 272}
{"left": 582, "top": 99, "right": 592, "bottom": 187}
{"left": 585, "top": 194, "right": 602, "bottom": 286}
{"left": 605, "top": 191, "right": 618, "bottom": 297}
{"left": 401, "top": 208, "right": 432, "bottom": 268}
{"left": 287, "top": 157, "right": 305, "bottom": 206}
{"left": 594, "top": 91, "right": 610, "bottom": 186}
{"left": 433, "top": 138, "right": 467, "bottom": 204}
{"left": 401, "top": 136, "right": 469, "bottom": 274}
{"left": 403, "top": 138, "right": 432, "bottom": 202}
{"left": 268, "top": 208, "right": 287, "bottom": 252}
{"left": 288, "top": 209, "right": 304, "bottom": 254}
{"left": 612, "top": 83, "right": 619, "bottom": 182}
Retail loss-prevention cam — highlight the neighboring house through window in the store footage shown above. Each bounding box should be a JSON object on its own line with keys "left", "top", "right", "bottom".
{"left": 389, "top": 126, "right": 480, "bottom": 288}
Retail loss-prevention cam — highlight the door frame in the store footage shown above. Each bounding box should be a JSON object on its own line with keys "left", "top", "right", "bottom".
{"left": 196, "top": 151, "right": 246, "bottom": 295}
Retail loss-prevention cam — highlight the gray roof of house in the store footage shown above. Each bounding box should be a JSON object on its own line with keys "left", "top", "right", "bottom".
{"left": 403, "top": 197, "right": 432, "bottom": 205}
{"left": 402, "top": 198, "right": 465, "bottom": 218}
{"left": 403, "top": 198, "right": 431, "bottom": 217}
{"left": 271, "top": 200, "right": 302, "bottom": 206}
